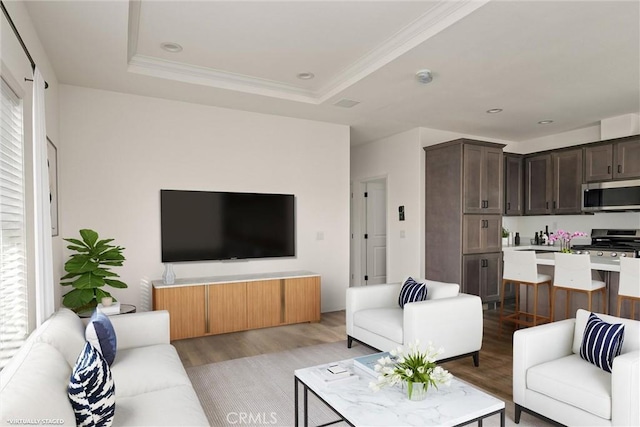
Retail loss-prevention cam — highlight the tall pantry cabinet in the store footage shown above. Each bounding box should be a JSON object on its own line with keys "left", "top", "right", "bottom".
{"left": 425, "top": 139, "right": 505, "bottom": 303}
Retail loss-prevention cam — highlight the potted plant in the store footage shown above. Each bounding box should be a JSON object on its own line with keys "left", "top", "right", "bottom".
{"left": 61, "top": 229, "right": 127, "bottom": 312}
{"left": 502, "top": 227, "right": 510, "bottom": 246}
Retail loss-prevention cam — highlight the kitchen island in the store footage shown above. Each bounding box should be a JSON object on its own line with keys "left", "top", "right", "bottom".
{"left": 501, "top": 248, "right": 631, "bottom": 321}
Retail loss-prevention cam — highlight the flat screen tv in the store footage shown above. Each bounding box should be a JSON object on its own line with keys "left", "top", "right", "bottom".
{"left": 160, "top": 189, "right": 295, "bottom": 262}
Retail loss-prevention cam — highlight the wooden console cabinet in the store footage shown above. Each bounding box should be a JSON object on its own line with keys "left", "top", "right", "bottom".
{"left": 152, "top": 271, "right": 321, "bottom": 341}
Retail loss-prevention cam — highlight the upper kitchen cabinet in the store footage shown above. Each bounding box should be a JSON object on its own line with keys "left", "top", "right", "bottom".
{"left": 552, "top": 149, "right": 583, "bottom": 214}
{"left": 585, "top": 135, "right": 640, "bottom": 182}
{"left": 525, "top": 148, "right": 583, "bottom": 215}
{"left": 463, "top": 144, "right": 503, "bottom": 214}
{"left": 504, "top": 154, "right": 524, "bottom": 216}
{"left": 525, "top": 154, "right": 552, "bottom": 215}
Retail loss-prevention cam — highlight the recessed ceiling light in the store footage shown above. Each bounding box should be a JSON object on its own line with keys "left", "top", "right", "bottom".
{"left": 415, "top": 69, "right": 433, "bottom": 84}
{"left": 161, "top": 42, "right": 183, "bottom": 53}
{"left": 297, "top": 72, "right": 315, "bottom": 80}
{"left": 538, "top": 120, "right": 554, "bottom": 125}
{"left": 486, "top": 109, "right": 503, "bottom": 114}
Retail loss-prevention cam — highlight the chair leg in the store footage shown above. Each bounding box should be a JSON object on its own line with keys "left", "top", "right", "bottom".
{"left": 499, "top": 280, "right": 507, "bottom": 335}
{"left": 602, "top": 288, "right": 607, "bottom": 314}
{"left": 546, "top": 283, "right": 552, "bottom": 322}
{"left": 618, "top": 297, "right": 622, "bottom": 317}
{"left": 514, "top": 403, "right": 522, "bottom": 424}
{"left": 472, "top": 351, "right": 479, "bottom": 367}
{"left": 347, "top": 336, "right": 353, "bottom": 348}
{"left": 565, "top": 289, "right": 571, "bottom": 320}
{"left": 587, "top": 290, "right": 593, "bottom": 312}
{"left": 550, "top": 287, "right": 555, "bottom": 322}
{"left": 533, "top": 283, "right": 539, "bottom": 326}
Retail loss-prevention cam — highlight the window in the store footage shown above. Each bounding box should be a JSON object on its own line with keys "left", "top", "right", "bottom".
{"left": 0, "top": 76, "right": 28, "bottom": 369}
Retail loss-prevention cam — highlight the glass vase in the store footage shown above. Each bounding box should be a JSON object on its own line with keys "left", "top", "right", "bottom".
{"left": 406, "top": 381, "right": 428, "bottom": 401}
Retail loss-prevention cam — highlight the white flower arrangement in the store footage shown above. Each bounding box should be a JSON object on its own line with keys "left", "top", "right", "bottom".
{"left": 369, "top": 340, "right": 453, "bottom": 394}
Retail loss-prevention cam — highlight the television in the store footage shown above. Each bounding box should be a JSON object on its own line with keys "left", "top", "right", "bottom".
{"left": 160, "top": 189, "right": 295, "bottom": 262}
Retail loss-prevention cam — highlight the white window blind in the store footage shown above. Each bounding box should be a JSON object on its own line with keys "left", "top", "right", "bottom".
{"left": 0, "top": 77, "right": 28, "bottom": 370}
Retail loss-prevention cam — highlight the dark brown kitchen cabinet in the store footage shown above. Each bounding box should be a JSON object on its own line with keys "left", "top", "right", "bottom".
{"left": 463, "top": 215, "right": 502, "bottom": 254}
{"left": 525, "top": 154, "right": 552, "bottom": 215}
{"left": 463, "top": 145, "right": 503, "bottom": 214}
{"left": 525, "top": 148, "right": 583, "bottom": 215}
{"left": 425, "top": 139, "right": 505, "bottom": 304}
{"left": 462, "top": 253, "right": 502, "bottom": 303}
{"left": 504, "top": 154, "right": 524, "bottom": 216}
{"left": 552, "top": 149, "right": 583, "bottom": 214}
{"left": 585, "top": 135, "right": 640, "bottom": 181}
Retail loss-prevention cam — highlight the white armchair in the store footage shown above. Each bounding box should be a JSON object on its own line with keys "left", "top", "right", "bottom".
{"left": 513, "top": 309, "right": 640, "bottom": 426}
{"left": 346, "top": 279, "right": 483, "bottom": 365}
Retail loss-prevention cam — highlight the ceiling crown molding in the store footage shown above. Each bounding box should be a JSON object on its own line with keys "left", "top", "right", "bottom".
{"left": 126, "top": 0, "right": 490, "bottom": 104}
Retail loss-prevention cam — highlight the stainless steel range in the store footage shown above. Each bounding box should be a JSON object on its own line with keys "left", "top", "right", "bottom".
{"left": 572, "top": 229, "right": 640, "bottom": 258}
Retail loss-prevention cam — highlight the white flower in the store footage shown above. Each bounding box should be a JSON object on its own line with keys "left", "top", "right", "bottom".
{"left": 417, "top": 366, "right": 425, "bottom": 374}
{"left": 374, "top": 364, "right": 382, "bottom": 372}
{"left": 404, "top": 368, "right": 413, "bottom": 377}
{"left": 369, "top": 381, "right": 380, "bottom": 391}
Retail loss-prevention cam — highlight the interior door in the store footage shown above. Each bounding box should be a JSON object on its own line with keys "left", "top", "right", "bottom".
{"left": 364, "top": 181, "right": 387, "bottom": 285}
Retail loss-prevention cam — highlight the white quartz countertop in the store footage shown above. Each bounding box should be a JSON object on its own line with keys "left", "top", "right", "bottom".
{"left": 503, "top": 244, "right": 561, "bottom": 252}
{"left": 534, "top": 252, "right": 621, "bottom": 272}
{"left": 152, "top": 270, "right": 319, "bottom": 288}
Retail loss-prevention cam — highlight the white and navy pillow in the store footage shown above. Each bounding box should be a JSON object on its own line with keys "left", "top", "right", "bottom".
{"left": 68, "top": 342, "right": 116, "bottom": 427}
{"left": 86, "top": 310, "right": 117, "bottom": 366}
{"left": 398, "top": 277, "right": 428, "bottom": 308}
{"left": 579, "top": 312, "right": 625, "bottom": 373}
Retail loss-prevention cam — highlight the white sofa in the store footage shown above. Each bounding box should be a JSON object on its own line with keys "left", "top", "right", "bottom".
{"left": 0, "top": 308, "right": 208, "bottom": 426}
{"left": 513, "top": 309, "right": 639, "bottom": 426}
{"left": 346, "top": 280, "right": 483, "bottom": 365}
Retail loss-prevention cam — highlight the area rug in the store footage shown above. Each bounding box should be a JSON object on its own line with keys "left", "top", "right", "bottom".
{"left": 186, "top": 341, "right": 550, "bottom": 427}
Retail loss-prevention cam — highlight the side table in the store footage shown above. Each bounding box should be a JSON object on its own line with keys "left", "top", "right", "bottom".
{"left": 77, "top": 303, "right": 137, "bottom": 318}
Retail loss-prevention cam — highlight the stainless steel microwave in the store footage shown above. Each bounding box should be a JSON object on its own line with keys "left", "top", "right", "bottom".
{"left": 582, "top": 179, "right": 640, "bottom": 212}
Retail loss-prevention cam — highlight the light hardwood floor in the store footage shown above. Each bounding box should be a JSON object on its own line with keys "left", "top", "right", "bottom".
{"left": 173, "top": 308, "right": 517, "bottom": 402}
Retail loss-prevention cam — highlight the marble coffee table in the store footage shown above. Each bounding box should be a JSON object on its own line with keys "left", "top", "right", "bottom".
{"left": 294, "top": 358, "right": 505, "bottom": 427}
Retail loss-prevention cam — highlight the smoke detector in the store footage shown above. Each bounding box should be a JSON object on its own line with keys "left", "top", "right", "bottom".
{"left": 415, "top": 69, "right": 433, "bottom": 84}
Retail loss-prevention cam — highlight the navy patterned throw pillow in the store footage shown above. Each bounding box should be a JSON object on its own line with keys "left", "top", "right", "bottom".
{"left": 68, "top": 342, "right": 115, "bottom": 427}
{"left": 398, "top": 277, "right": 428, "bottom": 308}
{"left": 579, "top": 312, "right": 625, "bottom": 373}
{"left": 86, "top": 310, "right": 117, "bottom": 366}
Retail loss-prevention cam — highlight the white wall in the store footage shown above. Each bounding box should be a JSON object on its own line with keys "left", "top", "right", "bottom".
{"left": 59, "top": 85, "right": 350, "bottom": 312}
{"left": 1, "top": 1, "right": 62, "bottom": 329}
{"left": 351, "top": 129, "right": 422, "bottom": 284}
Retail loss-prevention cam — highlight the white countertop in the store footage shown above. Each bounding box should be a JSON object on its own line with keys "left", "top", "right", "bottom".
{"left": 535, "top": 252, "right": 621, "bottom": 272}
{"left": 503, "top": 244, "right": 561, "bottom": 252}
{"left": 152, "top": 270, "right": 319, "bottom": 288}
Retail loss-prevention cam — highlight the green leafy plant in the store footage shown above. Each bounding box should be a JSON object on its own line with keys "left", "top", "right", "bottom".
{"left": 61, "top": 229, "right": 127, "bottom": 312}
{"left": 502, "top": 227, "right": 510, "bottom": 238}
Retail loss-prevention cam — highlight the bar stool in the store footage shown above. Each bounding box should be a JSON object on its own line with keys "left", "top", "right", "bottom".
{"left": 617, "top": 257, "right": 640, "bottom": 319}
{"left": 551, "top": 253, "right": 606, "bottom": 321}
{"left": 500, "top": 250, "right": 552, "bottom": 334}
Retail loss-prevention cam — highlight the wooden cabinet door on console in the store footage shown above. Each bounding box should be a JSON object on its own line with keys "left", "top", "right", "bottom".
{"left": 153, "top": 285, "right": 206, "bottom": 341}
{"left": 284, "top": 276, "right": 321, "bottom": 324}
{"left": 208, "top": 282, "right": 248, "bottom": 335}
{"left": 247, "top": 280, "right": 282, "bottom": 329}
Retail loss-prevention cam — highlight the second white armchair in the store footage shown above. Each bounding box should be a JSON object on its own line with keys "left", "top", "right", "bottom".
{"left": 346, "top": 279, "right": 483, "bottom": 365}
